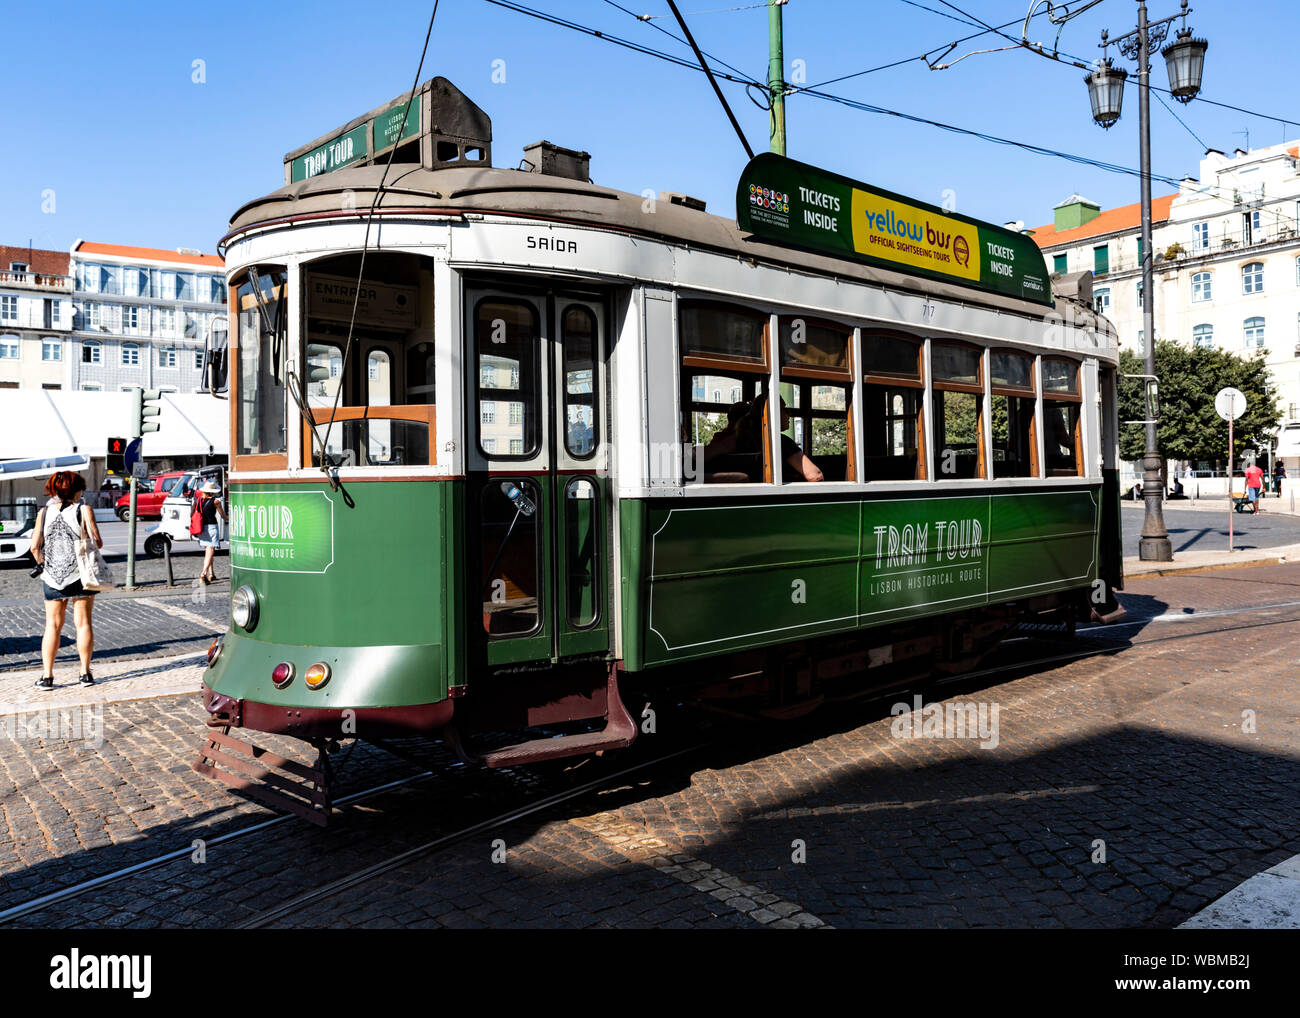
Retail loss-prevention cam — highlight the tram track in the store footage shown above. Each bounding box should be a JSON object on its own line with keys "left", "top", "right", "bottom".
{"left": 6, "top": 594, "right": 1300, "bottom": 928}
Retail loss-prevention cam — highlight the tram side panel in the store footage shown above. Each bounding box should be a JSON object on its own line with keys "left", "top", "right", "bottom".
{"left": 618, "top": 487, "right": 1102, "bottom": 672}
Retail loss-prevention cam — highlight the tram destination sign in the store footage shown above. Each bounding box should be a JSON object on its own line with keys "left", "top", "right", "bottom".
{"left": 288, "top": 102, "right": 422, "bottom": 184}
{"left": 736, "top": 153, "right": 1053, "bottom": 307}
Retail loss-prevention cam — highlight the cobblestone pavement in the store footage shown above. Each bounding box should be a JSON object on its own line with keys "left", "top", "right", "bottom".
{"left": 1121, "top": 503, "right": 1300, "bottom": 557}
{"left": 3, "top": 563, "right": 1300, "bottom": 929}
{"left": 0, "top": 586, "right": 226, "bottom": 673}
{"left": 0, "top": 545, "right": 228, "bottom": 602}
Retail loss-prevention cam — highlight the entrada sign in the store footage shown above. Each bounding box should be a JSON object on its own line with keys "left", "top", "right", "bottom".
{"left": 736, "top": 153, "right": 1053, "bottom": 307}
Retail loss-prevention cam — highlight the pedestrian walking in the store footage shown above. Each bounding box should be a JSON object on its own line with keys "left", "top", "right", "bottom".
{"left": 1244, "top": 461, "right": 1265, "bottom": 512}
{"left": 30, "top": 471, "right": 102, "bottom": 690}
{"left": 194, "top": 479, "right": 228, "bottom": 584}
{"left": 1274, "top": 462, "right": 1286, "bottom": 499}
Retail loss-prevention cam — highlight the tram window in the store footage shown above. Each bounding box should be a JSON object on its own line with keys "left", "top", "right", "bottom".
{"left": 680, "top": 301, "right": 767, "bottom": 365}
{"left": 565, "top": 477, "right": 601, "bottom": 629}
{"left": 781, "top": 381, "right": 849, "bottom": 482}
{"left": 779, "top": 318, "right": 849, "bottom": 373}
{"left": 562, "top": 306, "right": 598, "bottom": 458}
{"left": 235, "top": 267, "right": 288, "bottom": 459}
{"left": 863, "top": 333, "right": 924, "bottom": 481}
{"left": 932, "top": 342, "right": 985, "bottom": 479}
{"left": 476, "top": 300, "right": 539, "bottom": 459}
{"left": 990, "top": 350, "right": 1037, "bottom": 479}
{"left": 1042, "top": 358, "right": 1082, "bottom": 476}
{"left": 480, "top": 479, "right": 542, "bottom": 637}
{"left": 405, "top": 341, "right": 435, "bottom": 405}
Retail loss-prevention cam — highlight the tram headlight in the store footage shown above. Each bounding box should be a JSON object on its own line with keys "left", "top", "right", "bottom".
{"left": 231, "top": 585, "right": 260, "bottom": 631}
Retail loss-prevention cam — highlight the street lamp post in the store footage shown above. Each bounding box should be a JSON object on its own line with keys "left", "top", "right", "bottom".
{"left": 1086, "top": 0, "right": 1207, "bottom": 562}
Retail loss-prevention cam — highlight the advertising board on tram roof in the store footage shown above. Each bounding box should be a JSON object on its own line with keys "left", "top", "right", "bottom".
{"left": 736, "top": 153, "right": 1053, "bottom": 307}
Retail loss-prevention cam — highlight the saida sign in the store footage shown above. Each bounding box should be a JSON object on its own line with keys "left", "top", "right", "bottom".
{"left": 737, "top": 153, "right": 1052, "bottom": 306}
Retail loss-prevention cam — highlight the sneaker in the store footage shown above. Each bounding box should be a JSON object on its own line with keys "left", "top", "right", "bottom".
{"left": 78, "top": 672, "right": 95, "bottom": 686}
{"left": 33, "top": 676, "right": 54, "bottom": 691}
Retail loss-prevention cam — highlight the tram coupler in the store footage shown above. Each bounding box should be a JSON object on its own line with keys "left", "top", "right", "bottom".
{"left": 192, "top": 728, "right": 334, "bottom": 826}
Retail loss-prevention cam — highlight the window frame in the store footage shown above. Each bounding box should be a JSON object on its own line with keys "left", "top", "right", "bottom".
{"left": 473, "top": 296, "right": 542, "bottom": 462}
{"left": 1244, "top": 316, "right": 1266, "bottom": 350}
{"left": 1040, "top": 356, "right": 1084, "bottom": 478}
{"left": 862, "top": 329, "right": 926, "bottom": 482}
{"left": 1242, "top": 261, "right": 1265, "bottom": 295}
{"left": 777, "top": 314, "right": 854, "bottom": 483}
{"left": 1191, "top": 271, "right": 1212, "bottom": 303}
{"left": 989, "top": 348, "right": 1039, "bottom": 479}
{"left": 930, "top": 339, "right": 987, "bottom": 480}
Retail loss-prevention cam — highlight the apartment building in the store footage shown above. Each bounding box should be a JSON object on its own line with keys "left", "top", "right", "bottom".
{"left": 1028, "top": 140, "right": 1300, "bottom": 467}
{"left": 0, "top": 245, "right": 75, "bottom": 389}
{"left": 68, "top": 241, "right": 226, "bottom": 394}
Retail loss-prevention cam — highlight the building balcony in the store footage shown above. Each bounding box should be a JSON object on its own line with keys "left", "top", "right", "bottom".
{"left": 0, "top": 310, "right": 72, "bottom": 332}
{"left": 0, "top": 270, "right": 73, "bottom": 291}
{"left": 1084, "top": 225, "right": 1300, "bottom": 278}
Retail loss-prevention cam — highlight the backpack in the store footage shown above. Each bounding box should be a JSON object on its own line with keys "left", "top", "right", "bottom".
{"left": 189, "top": 496, "right": 204, "bottom": 536}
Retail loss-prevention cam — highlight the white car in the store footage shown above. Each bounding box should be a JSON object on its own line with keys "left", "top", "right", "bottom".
{"left": 145, "top": 468, "right": 227, "bottom": 557}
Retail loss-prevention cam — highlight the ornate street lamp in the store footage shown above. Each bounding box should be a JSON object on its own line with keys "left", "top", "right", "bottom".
{"left": 1085, "top": 56, "right": 1128, "bottom": 128}
{"left": 1162, "top": 29, "right": 1208, "bottom": 102}
{"left": 1088, "top": 1, "right": 1207, "bottom": 563}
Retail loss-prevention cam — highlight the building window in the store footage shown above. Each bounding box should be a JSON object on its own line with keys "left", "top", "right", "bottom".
{"left": 1093, "top": 288, "right": 1110, "bottom": 314}
{"left": 194, "top": 350, "right": 204, "bottom": 370}
{"left": 9, "top": 261, "right": 28, "bottom": 274}
{"left": 0, "top": 295, "right": 16, "bottom": 321}
{"left": 1192, "top": 324, "right": 1214, "bottom": 349}
{"left": 80, "top": 263, "right": 101, "bottom": 292}
{"left": 41, "top": 338, "right": 61, "bottom": 361}
{"left": 1243, "top": 210, "right": 1261, "bottom": 245}
{"left": 1244, "top": 317, "right": 1266, "bottom": 349}
{"left": 82, "top": 340, "right": 101, "bottom": 364}
{"left": 158, "top": 308, "right": 178, "bottom": 335}
{"left": 0, "top": 336, "right": 18, "bottom": 359}
{"left": 1092, "top": 245, "right": 1109, "bottom": 275}
{"left": 1242, "top": 262, "right": 1265, "bottom": 294}
{"left": 1193, "top": 221, "right": 1209, "bottom": 251}
{"left": 510, "top": 439, "right": 524, "bottom": 455}
{"left": 122, "top": 305, "right": 139, "bottom": 332}
{"left": 158, "top": 346, "right": 177, "bottom": 368}
{"left": 80, "top": 383, "right": 102, "bottom": 391}
{"left": 483, "top": 437, "right": 496, "bottom": 454}
{"left": 1053, "top": 254, "right": 1067, "bottom": 274}
{"left": 329, "top": 357, "right": 341, "bottom": 379}
{"left": 1136, "top": 280, "right": 1143, "bottom": 307}
{"left": 49, "top": 300, "right": 61, "bottom": 325}
{"left": 121, "top": 343, "right": 140, "bottom": 366}
{"left": 1191, "top": 272, "right": 1212, "bottom": 302}
{"left": 1295, "top": 256, "right": 1300, "bottom": 287}
{"left": 509, "top": 401, "right": 523, "bottom": 425}
{"left": 481, "top": 401, "right": 496, "bottom": 425}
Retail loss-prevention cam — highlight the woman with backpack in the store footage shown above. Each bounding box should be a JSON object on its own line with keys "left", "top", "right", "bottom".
{"left": 192, "top": 479, "right": 228, "bottom": 584}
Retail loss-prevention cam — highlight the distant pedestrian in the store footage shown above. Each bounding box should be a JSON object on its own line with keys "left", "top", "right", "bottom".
{"left": 31, "top": 471, "right": 102, "bottom": 690}
{"left": 1245, "top": 461, "right": 1265, "bottom": 511}
{"left": 194, "top": 479, "right": 227, "bottom": 584}
{"left": 1274, "top": 462, "right": 1286, "bottom": 499}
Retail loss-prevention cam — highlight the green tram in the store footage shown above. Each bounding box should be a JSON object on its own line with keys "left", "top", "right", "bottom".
{"left": 196, "top": 79, "right": 1123, "bottom": 819}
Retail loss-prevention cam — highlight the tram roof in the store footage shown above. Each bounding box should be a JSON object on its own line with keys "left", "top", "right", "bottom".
{"left": 224, "top": 164, "right": 1115, "bottom": 336}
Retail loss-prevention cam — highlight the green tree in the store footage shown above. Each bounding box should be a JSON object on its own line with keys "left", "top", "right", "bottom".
{"left": 1118, "top": 341, "right": 1281, "bottom": 463}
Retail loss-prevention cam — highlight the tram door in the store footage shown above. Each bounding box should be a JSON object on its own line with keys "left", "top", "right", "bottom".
{"left": 465, "top": 287, "right": 610, "bottom": 667}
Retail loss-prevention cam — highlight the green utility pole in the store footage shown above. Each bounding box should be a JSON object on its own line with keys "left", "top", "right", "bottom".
{"left": 770, "top": 0, "right": 795, "bottom": 437}
{"left": 768, "top": 0, "right": 786, "bottom": 156}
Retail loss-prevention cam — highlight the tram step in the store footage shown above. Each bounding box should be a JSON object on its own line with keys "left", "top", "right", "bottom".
{"left": 193, "top": 730, "right": 332, "bottom": 826}
{"left": 478, "top": 670, "right": 638, "bottom": 769}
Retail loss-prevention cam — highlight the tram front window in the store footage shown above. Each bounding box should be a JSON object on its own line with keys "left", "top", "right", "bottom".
{"left": 235, "top": 267, "right": 288, "bottom": 460}
{"left": 299, "top": 252, "right": 436, "bottom": 468}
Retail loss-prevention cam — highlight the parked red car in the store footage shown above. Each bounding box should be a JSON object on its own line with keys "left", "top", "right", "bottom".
{"left": 114, "top": 471, "right": 192, "bottom": 521}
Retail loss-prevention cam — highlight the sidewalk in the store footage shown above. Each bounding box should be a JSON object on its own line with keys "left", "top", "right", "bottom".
{"left": 0, "top": 650, "right": 204, "bottom": 716}
{"left": 1179, "top": 854, "right": 1300, "bottom": 929}
{"left": 1125, "top": 541, "right": 1300, "bottom": 578}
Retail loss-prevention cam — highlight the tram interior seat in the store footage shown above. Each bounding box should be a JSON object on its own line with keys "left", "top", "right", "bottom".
{"left": 703, "top": 452, "right": 762, "bottom": 483}
{"left": 811, "top": 454, "right": 847, "bottom": 482}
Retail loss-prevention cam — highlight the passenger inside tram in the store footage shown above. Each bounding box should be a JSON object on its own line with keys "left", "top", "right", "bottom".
{"left": 701, "top": 395, "right": 823, "bottom": 482}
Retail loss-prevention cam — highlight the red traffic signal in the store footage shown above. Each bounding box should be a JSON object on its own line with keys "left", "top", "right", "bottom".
{"left": 106, "top": 436, "right": 127, "bottom": 474}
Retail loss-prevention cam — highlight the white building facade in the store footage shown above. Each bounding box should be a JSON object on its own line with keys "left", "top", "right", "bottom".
{"left": 68, "top": 241, "right": 226, "bottom": 394}
{"left": 0, "top": 246, "right": 75, "bottom": 390}
{"left": 1029, "top": 141, "right": 1300, "bottom": 469}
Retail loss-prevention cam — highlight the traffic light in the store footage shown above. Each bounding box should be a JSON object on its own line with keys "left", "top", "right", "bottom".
{"left": 132, "top": 388, "right": 163, "bottom": 437}
{"left": 106, "top": 437, "right": 126, "bottom": 475}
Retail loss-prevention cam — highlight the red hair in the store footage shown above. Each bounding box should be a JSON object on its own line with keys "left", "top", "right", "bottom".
{"left": 44, "top": 471, "right": 86, "bottom": 500}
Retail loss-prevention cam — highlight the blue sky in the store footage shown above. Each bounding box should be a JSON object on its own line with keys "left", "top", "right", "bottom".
{"left": 2, "top": 0, "right": 1296, "bottom": 257}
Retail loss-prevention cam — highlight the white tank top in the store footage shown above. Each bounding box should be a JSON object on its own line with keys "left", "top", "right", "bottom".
{"left": 41, "top": 500, "right": 87, "bottom": 589}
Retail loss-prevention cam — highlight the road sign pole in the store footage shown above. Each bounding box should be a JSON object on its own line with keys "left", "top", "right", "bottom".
{"left": 1228, "top": 416, "right": 1234, "bottom": 553}
{"left": 126, "top": 476, "right": 138, "bottom": 589}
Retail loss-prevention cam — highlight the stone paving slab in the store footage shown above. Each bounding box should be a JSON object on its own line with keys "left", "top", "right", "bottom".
{"left": 0, "top": 651, "right": 205, "bottom": 716}
{"left": 1178, "top": 854, "right": 1300, "bottom": 929}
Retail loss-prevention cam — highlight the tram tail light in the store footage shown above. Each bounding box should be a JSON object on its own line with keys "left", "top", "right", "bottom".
{"left": 304, "top": 663, "right": 331, "bottom": 690}
{"left": 272, "top": 662, "right": 295, "bottom": 688}
{"left": 206, "top": 636, "right": 223, "bottom": 667}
